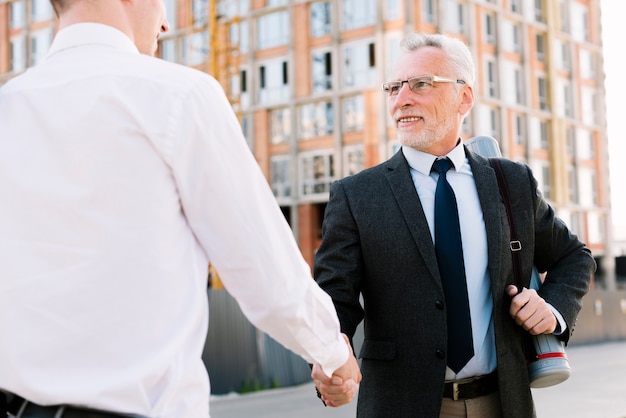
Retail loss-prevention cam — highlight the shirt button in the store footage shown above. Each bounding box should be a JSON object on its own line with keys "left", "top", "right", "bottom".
{"left": 435, "top": 300, "right": 444, "bottom": 310}
{"left": 436, "top": 350, "right": 445, "bottom": 359}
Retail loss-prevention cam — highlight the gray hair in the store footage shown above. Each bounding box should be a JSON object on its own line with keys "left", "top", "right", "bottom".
{"left": 400, "top": 33, "right": 475, "bottom": 86}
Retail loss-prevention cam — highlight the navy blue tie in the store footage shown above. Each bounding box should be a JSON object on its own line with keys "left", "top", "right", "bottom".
{"left": 432, "top": 158, "right": 474, "bottom": 373}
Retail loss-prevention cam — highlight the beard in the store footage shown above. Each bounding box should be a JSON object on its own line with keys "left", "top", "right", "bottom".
{"left": 397, "top": 114, "right": 457, "bottom": 152}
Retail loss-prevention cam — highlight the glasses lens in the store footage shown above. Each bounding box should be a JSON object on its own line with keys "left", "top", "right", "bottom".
{"left": 383, "top": 81, "right": 402, "bottom": 95}
{"left": 407, "top": 77, "right": 433, "bottom": 93}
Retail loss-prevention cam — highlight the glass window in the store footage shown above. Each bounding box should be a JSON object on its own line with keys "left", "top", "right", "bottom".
{"left": 271, "top": 156, "right": 292, "bottom": 200}
{"left": 342, "top": 0, "right": 376, "bottom": 30}
{"left": 423, "top": 0, "right": 435, "bottom": 24}
{"left": 312, "top": 50, "right": 333, "bottom": 93}
{"left": 484, "top": 13, "right": 496, "bottom": 44}
{"left": 30, "top": 28, "right": 53, "bottom": 66}
{"left": 537, "top": 76, "right": 547, "bottom": 110}
{"left": 31, "top": 0, "right": 53, "bottom": 23}
{"left": 536, "top": 33, "right": 545, "bottom": 62}
{"left": 514, "top": 68, "right": 523, "bottom": 105}
{"left": 258, "top": 60, "right": 290, "bottom": 104}
{"left": 192, "top": 0, "right": 208, "bottom": 25}
{"left": 183, "top": 31, "right": 208, "bottom": 66}
{"left": 9, "top": 1, "right": 26, "bottom": 29}
{"left": 534, "top": 0, "right": 545, "bottom": 23}
{"left": 442, "top": 1, "right": 465, "bottom": 35}
{"left": 541, "top": 164, "right": 551, "bottom": 200}
{"left": 311, "top": 1, "right": 332, "bottom": 37}
{"left": 342, "top": 95, "right": 365, "bottom": 133}
{"left": 514, "top": 114, "right": 525, "bottom": 145}
{"left": 163, "top": 0, "right": 178, "bottom": 30}
{"left": 384, "top": 0, "right": 402, "bottom": 21}
{"left": 539, "top": 120, "right": 549, "bottom": 149}
{"left": 258, "top": 11, "right": 289, "bottom": 49}
{"left": 300, "top": 152, "right": 335, "bottom": 196}
{"left": 270, "top": 107, "right": 291, "bottom": 144}
{"left": 218, "top": 0, "right": 250, "bottom": 18}
{"left": 343, "top": 145, "right": 364, "bottom": 176}
{"left": 485, "top": 59, "right": 497, "bottom": 98}
{"left": 299, "top": 100, "right": 334, "bottom": 139}
{"left": 342, "top": 41, "right": 376, "bottom": 88}
{"left": 10, "top": 36, "right": 27, "bottom": 73}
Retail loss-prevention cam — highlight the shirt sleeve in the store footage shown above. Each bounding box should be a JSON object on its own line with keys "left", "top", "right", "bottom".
{"left": 167, "top": 74, "right": 348, "bottom": 377}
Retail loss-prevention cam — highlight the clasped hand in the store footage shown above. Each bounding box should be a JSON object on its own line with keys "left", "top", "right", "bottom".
{"left": 311, "top": 333, "right": 361, "bottom": 407}
{"left": 507, "top": 285, "right": 558, "bottom": 335}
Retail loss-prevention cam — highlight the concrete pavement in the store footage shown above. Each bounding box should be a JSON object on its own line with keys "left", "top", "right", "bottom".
{"left": 209, "top": 340, "right": 626, "bottom": 418}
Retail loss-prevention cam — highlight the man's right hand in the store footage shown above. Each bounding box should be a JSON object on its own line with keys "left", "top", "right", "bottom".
{"left": 311, "top": 334, "right": 361, "bottom": 407}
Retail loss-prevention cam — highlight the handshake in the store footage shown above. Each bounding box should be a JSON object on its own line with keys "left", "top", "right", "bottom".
{"left": 311, "top": 334, "right": 362, "bottom": 407}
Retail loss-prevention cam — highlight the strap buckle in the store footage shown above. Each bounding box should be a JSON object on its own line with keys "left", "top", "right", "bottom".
{"left": 510, "top": 240, "right": 522, "bottom": 251}
{"left": 452, "top": 382, "right": 461, "bottom": 401}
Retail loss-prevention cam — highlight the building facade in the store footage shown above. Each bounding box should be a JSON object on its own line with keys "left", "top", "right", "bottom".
{"left": 0, "top": 0, "right": 614, "bottom": 285}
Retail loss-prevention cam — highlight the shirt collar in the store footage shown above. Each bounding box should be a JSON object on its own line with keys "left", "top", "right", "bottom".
{"left": 48, "top": 23, "right": 140, "bottom": 58}
{"left": 402, "top": 140, "right": 466, "bottom": 176}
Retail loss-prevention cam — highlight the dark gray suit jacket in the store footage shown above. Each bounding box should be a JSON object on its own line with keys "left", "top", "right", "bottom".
{"left": 314, "top": 146, "right": 595, "bottom": 418}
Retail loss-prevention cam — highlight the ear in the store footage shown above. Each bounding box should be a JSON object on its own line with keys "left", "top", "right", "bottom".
{"left": 458, "top": 84, "right": 474, "bottom": 116}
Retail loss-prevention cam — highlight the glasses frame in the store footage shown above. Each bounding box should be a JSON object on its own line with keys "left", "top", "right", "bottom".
{"left": 381, "top": 75, "right": 466, "bottom": 96}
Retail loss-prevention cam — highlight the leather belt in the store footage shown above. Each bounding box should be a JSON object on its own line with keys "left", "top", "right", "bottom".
{"left": 5, "top": 394, "right": 144, "bottom": 418}
{"left": 442, "top": 370, "right": 499, "bottom": 401}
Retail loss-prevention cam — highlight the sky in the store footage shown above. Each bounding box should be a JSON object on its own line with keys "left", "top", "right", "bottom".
{"left": 600, "top": 1, "right": 625, "bottom": 234}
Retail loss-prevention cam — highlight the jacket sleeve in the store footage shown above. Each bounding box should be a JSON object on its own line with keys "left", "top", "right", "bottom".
{"left": 314, "top": 179, "right": 365, "bottom": 341}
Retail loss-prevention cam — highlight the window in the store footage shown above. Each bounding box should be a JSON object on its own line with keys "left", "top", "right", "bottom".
{"left": 30, "top": 28, "right": 53, "bottom": 66}
{"left": 423, "top": 0, "right": 435, "bottom": 23}
{"left": 565, "top": 125, "right": 575, "bottom": 156}
{"left": 489, "top": 107, "right": 500, "bottom": 139}
{"left": 300, "top": 152, "right": 335, "bottom": 196}
{"left": 539, "top": 120, "right": 549, "bottom": 149}
{"left": 342, "top": 0, "right": 376, "bottom": 30}
{"left": 534, "top": 0, "right": 545, "bottom": 23}
{"left": 579, "top": 49, "right": 594, "bottom": 79}
{"left": 271, "top": 156, "right": 292, "bottom": 200}
{"left": 576, "top": 130, "right": 594, "bottom": 159}
{"left": 568, "top": 166, "right": 579, "bottom": 204}
{"left": 192, "top": 0, "right": 208, "bottom": 25}
{"left": 31, "top": 0, "right": 53, "bottom": 23}
{"left": 580, "top": 87, "right": 596, "bottom": 125}
{"left": 312, "top": 50, "right": 333, "bottom": 92}
{"left": 163, "top": 0, "right": 178, "bottom": 30}
{"left": 485, "top": 59, "right": 497, "bottom": 98}
{"left": 514, "top": 68, "right": 523, "bottom": 105}
{"left": 443, "top": 1, "right": 465, "bottom": 34}
{"left": 384, "top": 0, "right": 402, "bottom": 21}
{"left": 537, "top": 76, "right": 547, "bottom": 110}
{"left": 299, "top": 101, "right": 334, "bottom": 139}
{"left": 342, "top": 41, "right": 376, "bottom": 88}
{"left": 258, "top": 60, "right": 290, "bottom": 104}
{"left": 267, "top": 0, "right": 287, "bottom": 6}
{"left": 343, "top": 145, "right": 365, "bottom": 176}
{"left": 270, "top": 107, "right": 291, "bottom": 144}
{"left": 9, "top": 1, "right": 26, "bottom": 29}
{"left": 514, "top": 114, "right": 525, "bottom": 145}
{"left": 563, "top": 82, "right": 574, "bottom": 118}
{"left": 342, "top": 95, "right": 365, "bottom": 132}
{"left": 510, "top": 0, "right": 521, "bottom": 13}
{"left": 230, "top": 21, "right": 249, "bottom": 54}
{"left": 310, "top": 1, "right": 332, "bottom": 37}
{"left": 536, "top": 33, "right": 545, "bottom": 62}
{"left": 183, "top": 31, "right": 208, "bottom": 66}
{"left": 559, "top": 0, "right": 570, "bottom": 33}
{"left": 484, "top": 13, "right": 496, "bottom": 44}
{"left": 10, "top": 37, "right": 26, "bottom": 73}
{"left": 257, "top": 11, "right": 289, "bottom": 49}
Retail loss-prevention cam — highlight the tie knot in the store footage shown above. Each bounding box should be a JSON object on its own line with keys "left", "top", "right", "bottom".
{"left": 432, "top": 158, "right": 453, "bottom": 175}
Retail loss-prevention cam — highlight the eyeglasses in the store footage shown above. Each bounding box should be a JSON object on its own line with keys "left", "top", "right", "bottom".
{"left": 381, "top": 75, "right": 466, "bottom": 96}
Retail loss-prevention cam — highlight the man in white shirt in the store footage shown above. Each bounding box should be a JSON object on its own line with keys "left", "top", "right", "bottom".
{"left": 0, "top": 0, "right": 360, "bottom": 417}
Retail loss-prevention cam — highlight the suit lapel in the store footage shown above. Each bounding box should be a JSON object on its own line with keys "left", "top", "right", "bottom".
{"left": 384, "top": 150, "right": 441, "bottom": 282}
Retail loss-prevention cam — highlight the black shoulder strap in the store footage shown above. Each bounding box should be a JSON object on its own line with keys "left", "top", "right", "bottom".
{"left": 488, "top": 158, "right": 523, "bottom": 289}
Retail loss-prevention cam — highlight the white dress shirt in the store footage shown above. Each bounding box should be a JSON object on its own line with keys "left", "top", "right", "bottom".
{"left": 0, "top": 23, "right": 348, "bottom": 417}
{"left": 402, "top": 143, "right": 497, "bottom": 380}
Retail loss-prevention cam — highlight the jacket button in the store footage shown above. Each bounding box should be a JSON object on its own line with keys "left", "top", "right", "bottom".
{"left": 435, "top": 300, "right": 444, "bottom": 309}
{"left": 436, "top": 350, "right": 445, "bottom": 359}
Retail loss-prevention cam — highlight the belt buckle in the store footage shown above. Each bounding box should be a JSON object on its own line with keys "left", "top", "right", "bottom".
{"left": 452, "top": 382, "right": 461, "bottom": 401}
